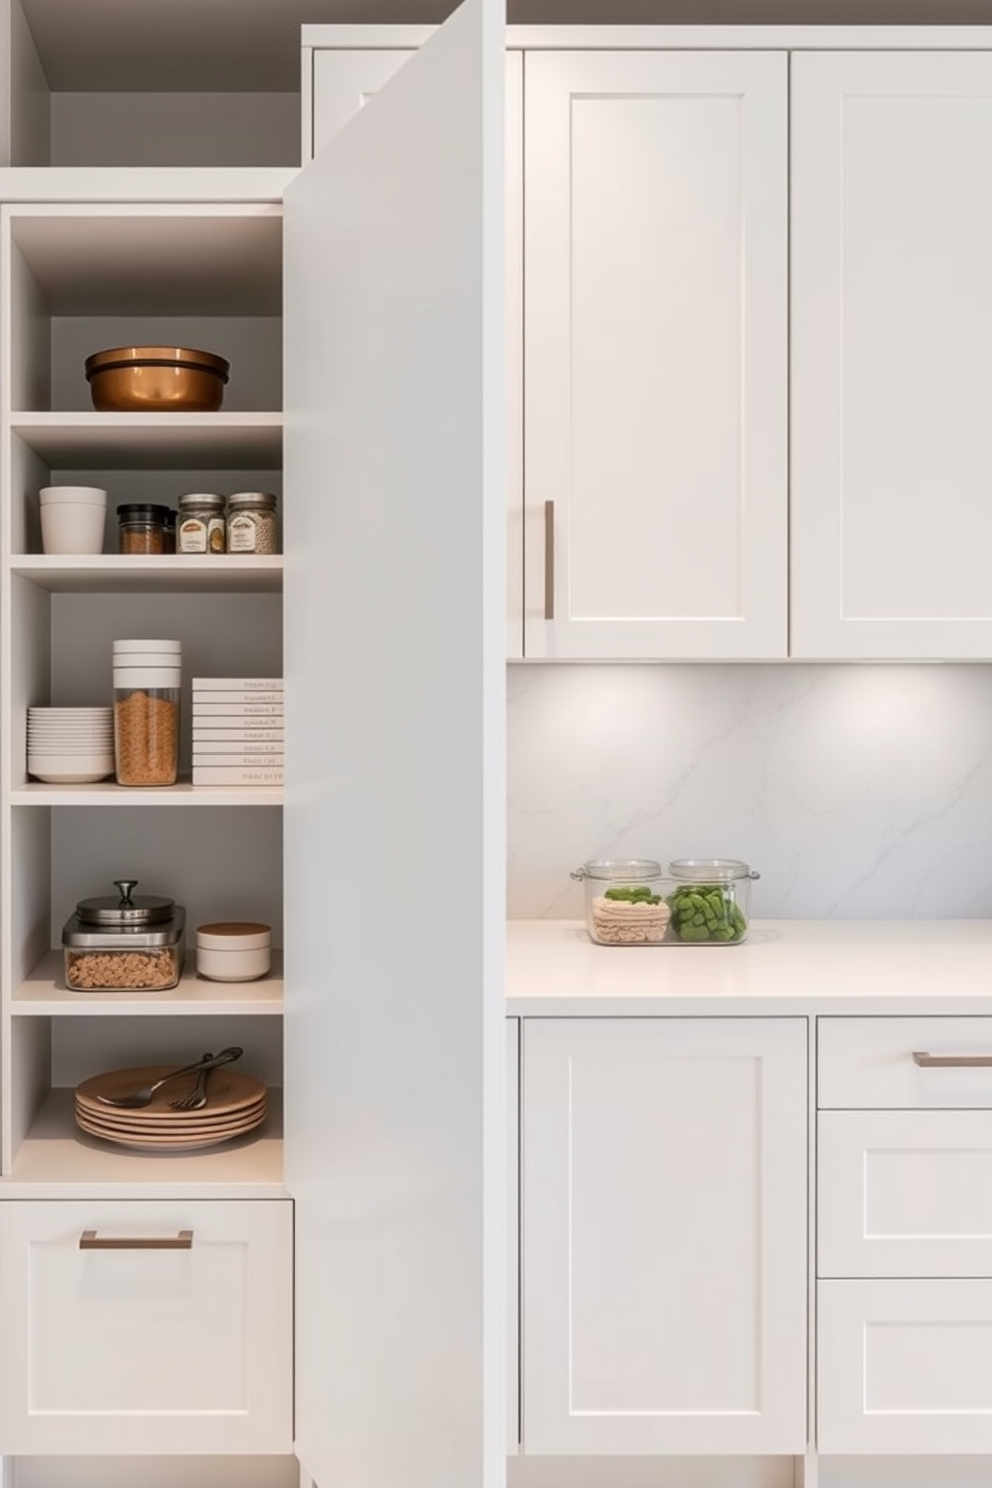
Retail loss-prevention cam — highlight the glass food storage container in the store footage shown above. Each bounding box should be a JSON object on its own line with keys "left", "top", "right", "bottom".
{"left": 113, "top": 639, "right": 181, "bottom": 786}
{"left": 570, "top": 859, "right": 670, "bottom": 945}
{"left": 666, "top": 858, "right": 759, "bottom": 944}
{"left": 62, "top": 879, "right": 186, "bottom": 991}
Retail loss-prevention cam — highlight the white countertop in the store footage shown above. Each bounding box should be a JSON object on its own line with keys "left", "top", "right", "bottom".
{"left": 505, "top": 920, "right": 992, "bottom": 1015}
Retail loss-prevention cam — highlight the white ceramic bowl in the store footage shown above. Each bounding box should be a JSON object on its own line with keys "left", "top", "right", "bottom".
{"left": 40, "top": 502, "right": 107, "bottom": 555}
{"left": 196, "top": 921, "right": 272, "bottom": 982}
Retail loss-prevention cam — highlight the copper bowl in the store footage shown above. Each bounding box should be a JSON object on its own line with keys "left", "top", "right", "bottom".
{"left": 84, "top": 346, "right": 230, "bottom": 413}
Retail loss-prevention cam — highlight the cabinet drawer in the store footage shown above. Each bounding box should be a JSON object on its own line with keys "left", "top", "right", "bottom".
{"left": 819, "top": 1017, "right": 992, "bottom": 1108}
{"left": 0, "top": 1198, "right": 293, "bottom": 1455}
{"left": 819, "top": 1110, "right": 992, "bottom": 1277}
{"left": 818, "top": 1279, "right": 992, "bottom": 1454}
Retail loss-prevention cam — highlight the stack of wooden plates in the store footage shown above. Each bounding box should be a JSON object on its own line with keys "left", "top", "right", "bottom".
{"left": 74, "top": 1064, "right": 267, "bottom": 1152}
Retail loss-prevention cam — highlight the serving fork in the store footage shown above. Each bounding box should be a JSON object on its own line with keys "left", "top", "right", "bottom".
{"left": 96, "top": 1046, "right": 243, "bottom": 1108}
{"left": 169, "top": 1060, "right": 215, "bottom": 1111}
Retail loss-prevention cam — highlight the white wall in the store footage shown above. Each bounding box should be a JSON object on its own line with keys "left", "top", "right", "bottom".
{"left": 507, "top": 664, "right": 992, "bottom": 920}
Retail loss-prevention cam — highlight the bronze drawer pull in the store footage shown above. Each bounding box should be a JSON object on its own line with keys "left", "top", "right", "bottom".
{"left": 79, "top": 1229, "right": 193, "bottom": 1250}
{"left": 912, "top": 1051, "right": 992, "bottom": 1068}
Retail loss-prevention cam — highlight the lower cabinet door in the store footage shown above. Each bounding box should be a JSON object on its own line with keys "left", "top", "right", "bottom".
{"left": 522, "top": 1017, "right": 808, "bottom": 1455}
{"left": 0, "top": 1198, "right": 293, "bottom": 1455}
{"left": 819, "top": 1279, "right": 992, "bottom": 1454}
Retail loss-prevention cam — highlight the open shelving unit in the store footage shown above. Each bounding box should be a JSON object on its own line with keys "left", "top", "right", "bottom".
{"left": 0, "top": 198, "right": 287, "bottom": 1188}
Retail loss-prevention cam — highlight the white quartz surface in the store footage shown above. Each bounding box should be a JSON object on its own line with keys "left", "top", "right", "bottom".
{"left": 506, "top": 919, "right": 992, "bottom": 1015}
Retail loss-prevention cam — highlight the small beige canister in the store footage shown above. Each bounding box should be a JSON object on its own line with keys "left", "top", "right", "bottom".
{"left": 196, "top": 921, "right": 272, "bottom": 981}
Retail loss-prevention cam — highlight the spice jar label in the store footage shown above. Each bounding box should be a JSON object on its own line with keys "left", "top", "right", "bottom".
{"left": 228, "top": 514, "right": 259, "bottom": 553}
{"left": 179, "top": 516, "right": 225, "bottom": 554}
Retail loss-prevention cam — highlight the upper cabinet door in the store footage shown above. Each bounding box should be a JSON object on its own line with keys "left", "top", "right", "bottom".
{"left": 283, "top": 3, "right": 506, "bottom": 1487}
{"left": 524, "top": 51, "right": 788, "bottom": 660}
{"left": 792, "top": 53, "right": 992, "bottom": 660}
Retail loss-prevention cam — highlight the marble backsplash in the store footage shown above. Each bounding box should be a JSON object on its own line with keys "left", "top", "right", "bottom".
{"left": 507, "top": 663, "right": 992, "bottom": 921}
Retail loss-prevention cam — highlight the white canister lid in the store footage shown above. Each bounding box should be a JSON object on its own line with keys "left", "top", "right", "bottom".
{"left": 196, "top": 921, "right": 272, "bottom": 951}
{"left": 113, "top": 639, "right": 182, "bottom": 654}
{"left": 113, "top": 666, "right": 182, "bottom": 687}
{"left": 39, "top": 486, "right": 108, "bottom": 505}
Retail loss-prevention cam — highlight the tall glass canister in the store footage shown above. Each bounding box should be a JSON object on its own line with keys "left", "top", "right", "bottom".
{"left": 112, "top": 639, "right": 181, "bottom": 786}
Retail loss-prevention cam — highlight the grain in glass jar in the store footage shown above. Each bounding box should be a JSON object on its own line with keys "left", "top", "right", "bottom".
{"left": 112, "top": 639, "right": 181, "bottom": 786}
{"left": 117, "top": 502, "right": 169, "bottom": 554}
{"left": 178, "top": 492, "right": 226, "bottom": 554}
{"left": 162, "top": 509, "right": 177, "bottom": 553}
{"left": 226, "top": 491, "right": 278, "bottom": 554}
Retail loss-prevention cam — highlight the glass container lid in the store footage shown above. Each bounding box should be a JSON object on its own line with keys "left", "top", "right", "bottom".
{"left": 668, "top": 858, "right": 759, "bottom": 882}
{"left": 571, "top": 858, "right": 662, "bottom": 882}
{"left": 75, "top": 879, "right": 176, "bottom": 926}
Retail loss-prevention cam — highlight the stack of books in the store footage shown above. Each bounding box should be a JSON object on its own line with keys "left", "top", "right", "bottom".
{"left": 191, "top": 678, "right": 284, "bottom": 786}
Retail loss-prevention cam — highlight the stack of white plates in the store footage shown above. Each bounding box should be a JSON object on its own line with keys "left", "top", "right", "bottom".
{"left": 27, "top": 706, "right": 114, "bottom": 783}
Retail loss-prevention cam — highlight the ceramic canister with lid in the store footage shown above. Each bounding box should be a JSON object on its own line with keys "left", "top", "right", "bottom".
{"left": 570, "top": 859, "right": 671, "bottom": 946}
{"left": 62, "top": 878, "right": 186, "bottom": 991}
{"left": 196, "top": 921, "right": 272, "bottom": 982}
{"left": 112, "top": 639, "right": 181, "bottom": 786}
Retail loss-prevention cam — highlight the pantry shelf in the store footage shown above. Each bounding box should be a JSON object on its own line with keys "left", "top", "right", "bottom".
{"left": 0, "top": 1087, "right": 285, "bottom": 1198}
{"left": 12, "top": 780, "right": 284, "bottom": 806}
{"left": 8, "top": 412, "right": 283, "bottom": 468}
{"left": 10, "top": 554, "right": 284, "bottom": 593}
{"left": 12, "top": 950, "right": 285, "bottom": 1014}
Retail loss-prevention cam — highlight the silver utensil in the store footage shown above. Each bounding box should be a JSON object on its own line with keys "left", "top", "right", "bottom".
{"left": 168, "top": 1061, "right": 214, "bottom": 1112}
{"left": 96, "top": 1046, "right": 243, "bottom": 1108}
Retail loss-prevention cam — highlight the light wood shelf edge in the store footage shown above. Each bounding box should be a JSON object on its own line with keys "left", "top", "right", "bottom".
{"left": 12, "top": 949, "right": 285, "bottom": 1015}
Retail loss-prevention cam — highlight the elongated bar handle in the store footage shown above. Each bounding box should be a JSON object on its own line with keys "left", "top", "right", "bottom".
{"left": 544, "top": 500, "right": 555, "bottom": 621}
{"left": 79, "top": 1229, "right": 193, "bottom": 1250}
{"left": 912, "top": 1051, "right": 992, "bottom": 1068}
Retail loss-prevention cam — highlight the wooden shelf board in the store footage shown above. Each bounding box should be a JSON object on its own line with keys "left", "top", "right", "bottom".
{"left": 10, "top": 554, "right": 283, "bottom": 593}
{"left": 2, "top": 1087, "right": 285, "bottom": 1197}
{"left": 12, "top": 779, "right": 283, "bottom": 805}
{"left": 12, "top": 949, "right": 285, "bottom": 1015}
{"left": 8, "top": 412, "right": 283, "bottom": 468}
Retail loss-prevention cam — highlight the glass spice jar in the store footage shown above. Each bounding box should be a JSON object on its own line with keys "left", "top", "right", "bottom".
{"left": 117, "top": 503, "right": 169, "bottom": 555}
{"left": 178, "top": 492, "right": 226, "bottom": 554}
{"left": 226, "top": 491, "right": 278, "bottom": 555}
{"left": 162, "top": 509, "right": 177, "bottom": 554}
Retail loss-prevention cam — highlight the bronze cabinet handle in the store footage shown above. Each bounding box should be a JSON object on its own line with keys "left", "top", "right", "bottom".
{"left": 912, "top": 1051, "right": 992, "bottom": 1068}
{"left": 544, "top": 500, "right": 555, "bottom": 621}
{"left": 79, "top": 1229, "right": 193, "bottom": 1250}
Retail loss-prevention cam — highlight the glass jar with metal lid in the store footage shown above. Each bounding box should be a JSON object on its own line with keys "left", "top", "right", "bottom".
{"left": 61, "top": 878, "right": 186, "bottom": 991}
{"left": 570, "top": 858, "right": 671, "bottom": 946}
{"left": 666, "top": 858, "right": 759, "bottom": 944}
{"left": 117, "top": 502, "right": 170, "bottom": 555}
{"left": 226, "top": 491, "right": 278, "bottom": 555}
{"left": 177, "top": 492, "right": 226, "bottom": 554}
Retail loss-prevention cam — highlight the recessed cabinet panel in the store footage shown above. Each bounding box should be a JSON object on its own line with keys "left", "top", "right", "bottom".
{"left": 522, "top": 1017, "right": 807, "bottom": 1454}
{"left": 819, "top": 1110, "right": 992, "bottom": 1278}
{"left": 524, "top": 51, "right": 787, "bottom": 659}
{"left": 0, "top": 1199, "right": 293, "bottom": 1454}
{"left": 819, "top": 1279, "right": 992, "bottom": 1454}
{"left": 792, "top": 53, "right": 992, "bottom": 658}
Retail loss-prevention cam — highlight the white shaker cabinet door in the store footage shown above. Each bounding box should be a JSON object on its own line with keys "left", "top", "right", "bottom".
{"left": 524, "top": 51, "right": 788, "bottom": 659}
{"left": 521, "top": 1017, "right": 807, "bottom": 1455}
{"left": 310, "top": 42, "right": 524, "bottom": 659}
{"left": 283, "top": 1, "right": 506, "bottom": 1485}
{"left": 819, "top": 1279, "right": 992, "bottom": 1454}
{"left": 792, "top": 53, "right": 992, "bottom": 659}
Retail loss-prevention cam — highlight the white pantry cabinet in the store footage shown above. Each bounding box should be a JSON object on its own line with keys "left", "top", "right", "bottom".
{"left": 0, "top": 3, "right": 508, "bottom": 1487}
{"left": 524, "top": 51, "right": 788, "bottom": 660}
{"left": 791, "top": 52, "right": 992, "bottom": 659}
{"left": 521, "top": 1017, "right": 807, "bottom": 1455}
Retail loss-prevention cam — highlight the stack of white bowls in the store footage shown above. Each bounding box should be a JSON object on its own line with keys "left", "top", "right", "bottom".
{"left": 27, "top": 707, "right": 114, "bottom": 783}
{"left": 39, "top": 486, "right": 108, "bottom": 555}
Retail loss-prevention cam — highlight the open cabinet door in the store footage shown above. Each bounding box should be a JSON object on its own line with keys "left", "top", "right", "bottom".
{"left": 283, "top": 2, "right": 506, "bottom": 1486}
